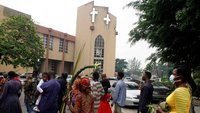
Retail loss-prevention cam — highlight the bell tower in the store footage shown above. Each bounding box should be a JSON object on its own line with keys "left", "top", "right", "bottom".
{"left": 75, "top": 1, "right": 117, "bottom": 76}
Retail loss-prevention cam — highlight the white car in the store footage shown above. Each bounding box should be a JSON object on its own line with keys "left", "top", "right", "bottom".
{"left": 19, "top": 75, "right": 27, "bottom": 85}
{"left": 111, "top": 81, "right": 140, "bottom": 106}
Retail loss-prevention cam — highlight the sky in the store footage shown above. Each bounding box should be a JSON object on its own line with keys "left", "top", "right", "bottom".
{"left": 0, "top": 0, "right": 156, "bottom": 68}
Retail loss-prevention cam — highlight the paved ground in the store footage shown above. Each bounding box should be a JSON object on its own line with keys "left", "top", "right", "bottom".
{"left": 20, "top": 91, "right": 200, "bottom": 113}
{"left": 20, "top": 92, "right": 138, "bottom": 113}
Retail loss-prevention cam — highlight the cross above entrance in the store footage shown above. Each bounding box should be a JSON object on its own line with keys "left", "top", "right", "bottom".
{"left": 104, "top": 14, "right": 111, "bottom": 25}
{"left": 90, "top": 8, "right": 98, "bottom": 23}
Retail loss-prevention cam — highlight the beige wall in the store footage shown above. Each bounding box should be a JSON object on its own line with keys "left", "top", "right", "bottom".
{"left": 0, "top": 5, "right": 6, "bottom": 21}
{"left": 0, "top": 5, "right": 75, "bottom": 74}
{"left": 0, "top": 5, "right": 31, "bottom": 22}
{"left": 48, "top": 37, "right": 63, "bottom": 60}
{"left": 75, "top": 1, "right": 116, "bottom": 76}
{"left": 0, "top": 64, "right": 33, "bottom": 74}
{"left": 64, "top": 41, "right": 75, "bottom": 62}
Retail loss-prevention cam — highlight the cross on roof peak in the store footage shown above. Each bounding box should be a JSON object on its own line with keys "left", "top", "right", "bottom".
{"left": 90, "top": 8, "right": 98, "bottom": 23}
{"left": 104, "top": 14, "right": 110, "bottom": 25}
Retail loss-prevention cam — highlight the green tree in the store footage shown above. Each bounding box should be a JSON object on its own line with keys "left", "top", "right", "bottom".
{"left": 127, "top": 58, "right": 142, "bottom": 76}
{"left": 0, "top": 15, "right": 44, "bottom": 69}
{"left": 127, "top": 0, "right": 200, "bottom": 69}
{"left": 145, "top": 62, "right": 173, "bottom": 79}
{"left": 115, "top": 58, "right": 128, "bottom": 72}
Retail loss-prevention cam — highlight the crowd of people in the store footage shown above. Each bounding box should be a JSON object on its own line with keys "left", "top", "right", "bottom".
{"left": 0, "top": 64, "right": 197, "bottom": 113}
{"left": 0, "top": 70, "right": 127, "bottom": 113}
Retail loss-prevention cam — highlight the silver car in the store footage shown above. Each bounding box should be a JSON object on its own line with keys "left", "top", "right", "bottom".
{"left": 111, "top": 81, "right": 140, "bottom": 106}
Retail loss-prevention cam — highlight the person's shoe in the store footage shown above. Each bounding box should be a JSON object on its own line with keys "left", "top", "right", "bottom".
{"left": 33, "top": 106, "right": 40, "bottom": 112}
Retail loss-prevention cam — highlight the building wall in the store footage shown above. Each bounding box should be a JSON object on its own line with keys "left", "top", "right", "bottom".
{"left": 0, "top": 5, "right": 75, "bottom": 75}
{"left": 75, "top": 1, "right": 116, "bottom": 76}
{"left": 0, "top": 5, "right": 31, "bottom": 21}
{"left": 36, "top": 25, "right": 75, "bottom": 74}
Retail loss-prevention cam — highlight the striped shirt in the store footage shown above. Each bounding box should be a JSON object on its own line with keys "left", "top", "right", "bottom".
{"left": 166, "top": 87, "right": 191, "bottom": 113}
{"left": 91, "top": 80, "right": 105, "bottom": 109}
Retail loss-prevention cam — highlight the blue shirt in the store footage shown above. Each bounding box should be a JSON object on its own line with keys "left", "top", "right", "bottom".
{"left": 113, "top": 79, "right": 126, "bottom": 106}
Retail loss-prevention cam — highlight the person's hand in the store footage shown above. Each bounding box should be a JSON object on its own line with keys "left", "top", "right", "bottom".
{"left": 111, "top": 103, "right": 113, "bottom": 107}
{"left": 157, "top": 106, "right": 164, "bottom": 113}
{"left": 62, "top": 95, "right": 67, "bottom": 101}
{"left": 66, "top": 97, "right": 70, "bottom": 105}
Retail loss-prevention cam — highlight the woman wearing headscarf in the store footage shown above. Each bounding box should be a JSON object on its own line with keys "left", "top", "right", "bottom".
{"left": 158, "top": 65, "right": 196, "bottom": 113}
{"left": 70, "top": 78, "right": 81, "bottom": 107}
{"left": 0, "top": 71, "right": 22, "bottom": 113}
{"left": 67, "top": 77, "right": 94, "bottom": 113}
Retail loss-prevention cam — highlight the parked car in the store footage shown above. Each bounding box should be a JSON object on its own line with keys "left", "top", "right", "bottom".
{"left": 67, "top": 75, "right": 72, "bottom": 82}
{"left": 111, "top": 81, "right": 140, "bottom": 106}
{"left": 21, "top": 72, "right": 32, "bottom": 77}
{"left": 152, "top": 82, "right": 171, "bottom": 103}
{"left": 124, "top": 77, "right": 132, "bottom": 81}
{"left": 19, "top": 75, "right": 27, "bottom": 85}
{"left": 107, "top": 77, "right": 117, "bottom": 87}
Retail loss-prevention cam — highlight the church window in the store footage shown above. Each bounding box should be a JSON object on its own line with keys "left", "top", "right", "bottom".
{"left": 94, "top": 35, "right": 104, "bottom": 73}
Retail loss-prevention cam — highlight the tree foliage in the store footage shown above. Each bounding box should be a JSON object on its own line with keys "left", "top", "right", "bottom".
{"left": 115, "top": 58, "right": 128, "bottom": 72}
{"left": 0, "top": 15, "right": 44, "bottom": 69}
{"left": 145, "top": 62, "right": 173, "bottom": 78}
{"left": 127, "top": 0, "right": 200, "bottom": 68}
{"left": 127, "top": 58, "right": 141, "bottom": 76}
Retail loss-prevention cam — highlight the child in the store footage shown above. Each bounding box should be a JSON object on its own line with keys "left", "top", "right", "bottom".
{"left": 33, "top": 72, "right": 50, "bottom": 112}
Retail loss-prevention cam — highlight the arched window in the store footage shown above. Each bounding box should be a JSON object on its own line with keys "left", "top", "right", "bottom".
{"left": 94, "top": 35, "right": 104, "bottom": 73}
{"left": 94, "top": 35, "right": 104, "bottom": 57}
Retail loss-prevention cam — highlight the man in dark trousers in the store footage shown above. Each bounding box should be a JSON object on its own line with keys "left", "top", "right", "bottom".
{"left": 57, "top": 72, "right": 68, "bottom": 112}
{"left": 139, "top": 71, "right": 153, "bottom": 113}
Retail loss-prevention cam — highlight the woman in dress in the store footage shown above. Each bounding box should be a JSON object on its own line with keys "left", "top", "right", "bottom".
{"left": 98, "top": 74, "right": 112, "bottom": 113}
{"left": 0, "top": 71, "right": 22, "bottom": 113}
{"left": 67, "top": 77, "right": 94, "bottom": 113}
{"left": 158, "top": 65, "right": 194, "bottom": 113}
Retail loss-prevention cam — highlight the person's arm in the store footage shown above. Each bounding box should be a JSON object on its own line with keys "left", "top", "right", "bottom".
{"left": 91, "top": 97, "right": 94, "bottom": 113}
{"left": 0, "top": 83, "right": 8, "bottom": 102}
{"left": 37, "top": 79, "right": 44, "bottom": 93}
{"left": 140, "top": 86, "right": 149, "bottom": 108}
{"left": 112, "top": 82, "right": 120, "bottom": 104}
{"left": 91, "top": 83, "right": 98, "bottom": 98}
{"left": 107, "top": 80, "right": 111, "bottom": 88}
{"left": 97, "top": 82, "right": 105, "bottom": 97}
{"left": 67, "top": 95, "right": 81, "bottom": 113}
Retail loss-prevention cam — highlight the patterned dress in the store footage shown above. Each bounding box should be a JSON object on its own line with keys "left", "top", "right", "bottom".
{"left": 74, "top": 92, "right": 94, "bottom": 113}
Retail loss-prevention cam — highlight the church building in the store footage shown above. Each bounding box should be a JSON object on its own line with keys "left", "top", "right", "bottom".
{"left": 0, "top": 1, "right": 117, "bottom": 76}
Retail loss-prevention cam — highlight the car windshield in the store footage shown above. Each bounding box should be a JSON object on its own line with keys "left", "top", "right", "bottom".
{"left": 112, "top": 82, "right": 139, "bottom": 90}
{"left": 19, "top": 76, "right": 26, "bottom": 79}
{"left": 126, "top": 83, "right": 139, "bottom": 90}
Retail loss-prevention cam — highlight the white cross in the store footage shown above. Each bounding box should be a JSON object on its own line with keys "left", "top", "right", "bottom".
{"left": 90, "top": 8, "right": 98, "bottom": 23}
{"left": 104, "top": 14, "right": 111, "bottom": 25}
